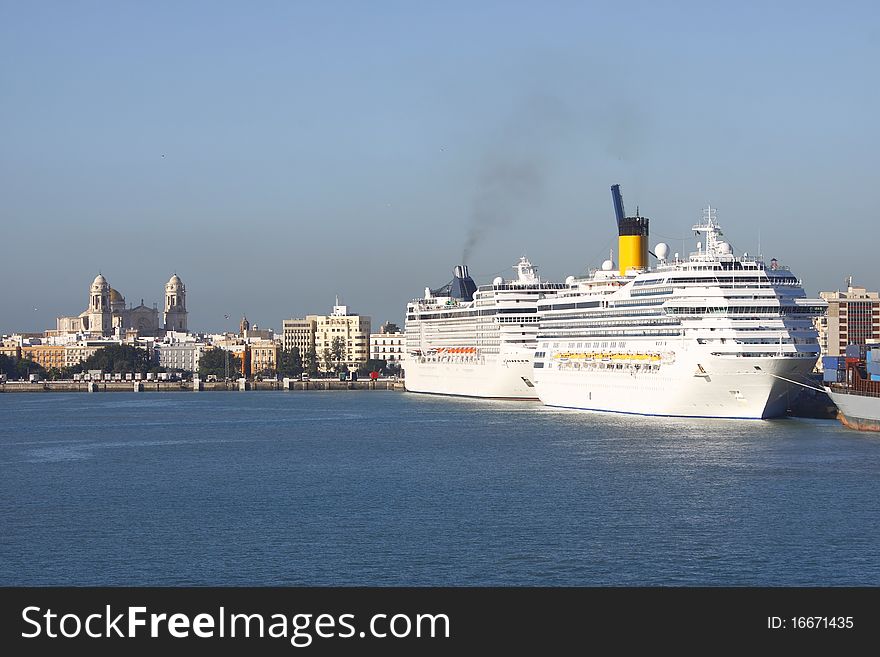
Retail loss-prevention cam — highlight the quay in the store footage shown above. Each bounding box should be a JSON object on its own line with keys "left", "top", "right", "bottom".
{"left": 0, "top": 379, "right": 405, "bottom": 393}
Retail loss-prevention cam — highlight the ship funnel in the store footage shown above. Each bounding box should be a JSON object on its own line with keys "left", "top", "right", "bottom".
{"left": 611, "top": 184, "right": 626, "bottom": 226}
{"left": 450, "top": 264, "right": 477, "bottom": 301}
{"left": 611, "top": 184, "right": 649, "bottom": 275}
{"left": 430, "top": 265, "right": 477, "bottom": 301}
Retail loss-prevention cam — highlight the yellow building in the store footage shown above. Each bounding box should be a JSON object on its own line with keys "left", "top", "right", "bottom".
{"left": 0, "top": 339, "right": 21, "bottom": 360}
{"left": 282, "top": 300, "right": 371, "bottom": 372}
{"left": 21, "top": 345, "right": 66, "bottom": 372}
{"left": 249, "top": 339, "right": 279, "bottom": 377}
{"left": 310, "top": 299, "right": 371, "bottom": 371}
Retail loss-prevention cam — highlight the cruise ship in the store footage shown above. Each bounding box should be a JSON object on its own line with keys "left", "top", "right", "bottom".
{"left": 404, "top": 258, "right": 566, "bottom": 399}
{"left": 532, "top": 185, "right": 827, "bottom": 418}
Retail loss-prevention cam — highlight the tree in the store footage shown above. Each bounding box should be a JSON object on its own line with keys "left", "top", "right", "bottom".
{"left": 21, "top": 358, "right": 47, "bottom": 379}
{"left": 303, "top": 346, "right": 319, "bottom": 377}
{"left": 277, "top": 347, "right": 303, "bottom": 377}
{"left": 321, "top": 347, "right": 333, "bottom": 374}
{"left": 359, "top": 358, "right": 387, "bottom": 375}
{"left": 61, "top": 365, "right": 82, "bottom": 379}
{"left": 199, "top": 348, "right": 241, "bottom": 379}
{"left": 330, "top": 337, "right": 347, "bottom": 373}
{"left": 73, "top": 344, "right": 152, "bottom": 374}
{"left": 0, "top": 354, "right": 16, "bottom": 378}
{"left": 0, "top": 354, "right": 46, "bottom": 380}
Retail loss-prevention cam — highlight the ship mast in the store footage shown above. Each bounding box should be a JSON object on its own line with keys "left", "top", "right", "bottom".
{"left": 690, "top": 205, "right": 730, "bottom": 262}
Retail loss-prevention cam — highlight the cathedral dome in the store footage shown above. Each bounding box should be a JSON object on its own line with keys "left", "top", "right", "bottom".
{"left": 92, "top": 274, "right": 107, "bottom": 287}
{"left": 167, "top": 274, "right": 183, "bottom": 287}
{"left": 109, "top": 288, "right": 124, "bottom": 303}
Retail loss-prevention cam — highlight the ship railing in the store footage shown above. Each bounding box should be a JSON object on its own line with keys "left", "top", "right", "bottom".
{"left": 830, "top": 384, "right": 880, "bottom": 399}
{"left": 477, "top": 283, "right": 568, "bottom": 291}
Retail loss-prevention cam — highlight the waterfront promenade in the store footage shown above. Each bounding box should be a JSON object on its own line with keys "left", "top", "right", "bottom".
{"left": 0, "top": 379, "right": 404, "bottom": 393}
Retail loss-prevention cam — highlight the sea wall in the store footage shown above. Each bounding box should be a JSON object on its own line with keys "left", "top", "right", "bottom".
{"left": 0, "top": 380, "right": 404, "bottom": 393}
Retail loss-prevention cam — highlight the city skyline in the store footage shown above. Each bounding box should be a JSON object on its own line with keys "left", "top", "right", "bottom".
{"left": 3, "top": 1, "right": 879, "bottom": 333}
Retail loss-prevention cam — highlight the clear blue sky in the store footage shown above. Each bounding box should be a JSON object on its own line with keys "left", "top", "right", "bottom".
{"left": 2, "top": 1, "right": 878, "bottom": 333}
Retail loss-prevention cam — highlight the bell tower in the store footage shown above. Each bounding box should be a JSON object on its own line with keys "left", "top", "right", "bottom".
{"left": 163, "top": 274, "right": 188, "bottom": 333}
{"left": 87, "top": 274, "right": 112, "bottom": 335}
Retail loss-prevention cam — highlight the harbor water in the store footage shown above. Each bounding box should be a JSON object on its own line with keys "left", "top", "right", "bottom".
{"left": 2, "top": 391, "right": 878, "bottom": 585}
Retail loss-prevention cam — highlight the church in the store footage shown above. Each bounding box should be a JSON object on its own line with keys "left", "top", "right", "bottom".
{"left": 56, "top": 274, "right": 188, "bottom": 338}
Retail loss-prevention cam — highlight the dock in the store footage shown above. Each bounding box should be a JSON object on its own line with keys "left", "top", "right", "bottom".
{"left": 0, "top": 380, "right": 405, "bottom": 393}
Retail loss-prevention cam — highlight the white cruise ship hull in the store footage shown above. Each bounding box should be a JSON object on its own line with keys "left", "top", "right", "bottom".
{"left": 535, "top": 353, "right": 816, "bottom": 419}
{"left": 405, "top": 356, "right": 538, "bottom": 400}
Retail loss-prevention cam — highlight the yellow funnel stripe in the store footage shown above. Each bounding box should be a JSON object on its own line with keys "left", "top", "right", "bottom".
{"left": 618, "top": 235, "right": 648, "bottom": 275}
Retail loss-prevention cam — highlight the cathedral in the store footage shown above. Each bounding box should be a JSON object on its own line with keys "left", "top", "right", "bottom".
{"left": 56, "top": 274, "right": 188, "bottom": 337}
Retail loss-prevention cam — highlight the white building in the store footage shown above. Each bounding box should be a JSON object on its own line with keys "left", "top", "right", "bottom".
{"left": 370, "top": 322, "right": 404, "bottom": 368}
{"left": 155, "top": 341, "right": 206, "bottom": 373}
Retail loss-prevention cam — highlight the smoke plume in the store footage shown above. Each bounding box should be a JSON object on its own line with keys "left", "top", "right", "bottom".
{"left": 462, "top": 158, "right": 544, "bottom": 264}
{"left": 458, "top": 69, "right": 647, "bottom": 263}
{"left": 460, "top": 93, "right": 569, "bottom": 263}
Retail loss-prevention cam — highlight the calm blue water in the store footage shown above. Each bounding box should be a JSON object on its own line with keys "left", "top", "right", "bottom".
{"left": 1, "top": 391, "right": 878, "bottom": 585}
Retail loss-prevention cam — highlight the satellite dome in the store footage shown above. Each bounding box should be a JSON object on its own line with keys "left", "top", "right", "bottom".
{"left": 601, "top": 260, "right": 614, "bottom": 271}
{"left": 493, "top": 276, "right": 503, "bottom": 286}
{"left": 565, "top": 275, "right": 575, "bottom": 285}
{"left": 655, "top": 243, "right": 669, "bottom": 260}
{"left": 718, "top": 241, "right": 731, "bottom": 254}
